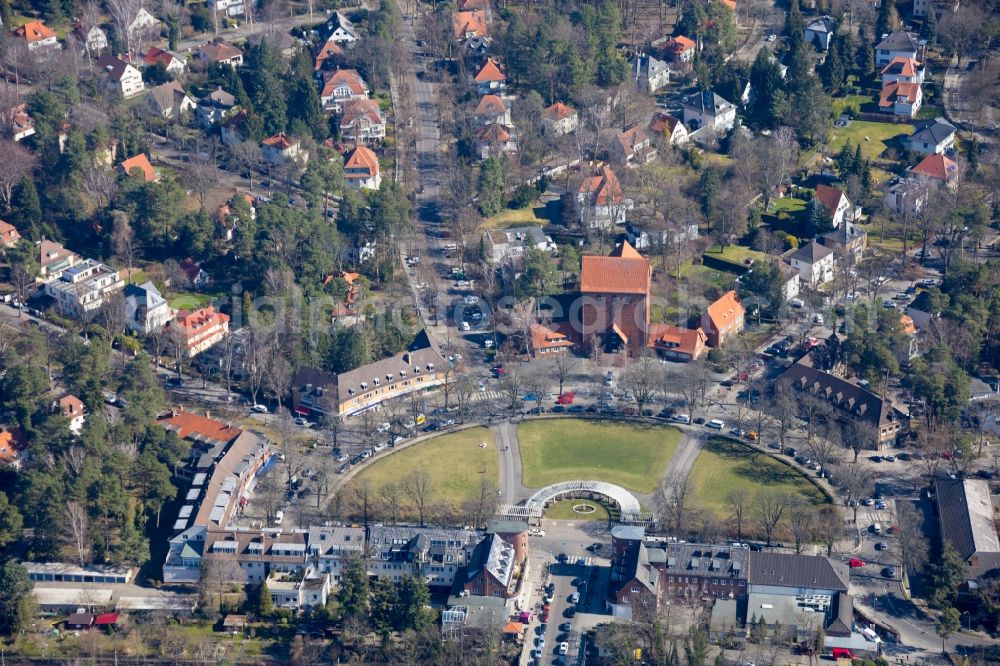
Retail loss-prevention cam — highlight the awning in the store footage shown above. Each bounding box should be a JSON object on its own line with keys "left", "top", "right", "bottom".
{"left": 294, "top": 407, "right": 310, "bottom": 416}
{"left": 611, "top": 323, "right": 629, "bottom": 345}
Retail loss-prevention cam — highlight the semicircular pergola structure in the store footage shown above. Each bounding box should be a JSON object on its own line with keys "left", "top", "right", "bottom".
{"left": 524, "top": 480, "right": 642, "bottom": 514}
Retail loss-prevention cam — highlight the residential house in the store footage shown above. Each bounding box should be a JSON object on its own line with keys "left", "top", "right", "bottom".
{"left": 143, "top": 46, "right": 186, "bottom": 76}
{"left": 196, "top": 42, "right": 244, "bottom": 68}
{"left": 648, "top": 112, "right": 688, "bottom": 146}
{"left": 216, "top": 193, "right": 256, "bottom": 240}
{"left": 778, "top": 262, "right": 801, "bottom": 302}
{"left": 896, "top": 313, "right": 920, "bottom": 363}
{"left": 74, "top": 24, "right": 107, "bottom": 57}
{"left": 473, "top": 94, "right": 512, "bottom": 127}
{"left": 880, "top": 56, "right": 925, "bottom": 85}
{"left": 268, "top": 569, "right": 332, "bottom": 611}
{"left": 366, "top": 525, "right": 478, "bottom": 588}
{"left": 220, "top": 109, "right": 250, "bottom": 146}
{"left": 482, "top": 226, "right": 556, "bottom": 262}
{"left": 574, "top": 165, "right": 632, "bottom": 229}
{"left": 44, "top": 259, "right": 124, "bottom": 319}
{"left": 607, "top": 536, "right": 661, "bottom": 619}
{"left": 0, "top": 220, "right": 20, "bottom": 247}
{"left": 120, "top": 153, "right": 158, "bottom": 182}
{"left": 682, "top": 90, "right": 737, "bottom": 131}
{"left": 529, "top": 323, "right": 574, "bottom": 357}
{"left": 12, "top": 20, "right": 59, "bottom": 51}
{"left": 96, "top": 54, "right": 145, "bottom": 98}
{"left": 147, "top": 81, "right": 195, "bottom": 119}
{"left": 327, "top": 11, "right": 358, "bottom": 44}
{"left": 879, "top": 81, "right": 922, "bottom": 117}
{"left": 59, "top": 395, "right": 86, "bottom": 434}
{"left": 883, "top": 176, "right": 928, "bottom": 213}
{"left": 343, "top": 145, "right": 382, "bottom": 190}
{"left": 578, "top": 242, "right": 651, "bottom": 354}
{"left": 814, "top": 184, "right": 859, "bottom": 227}
{"left": 213, "top": 0, "right": 246, "bottom": 17}
{"left": 625, "top": 220, "right": 697, "bottom": 251}
{"left": 657, "top": 35, "right": 696, "bottom": 65}
{"left": 128, "top": 8, "right": 160, "bottom": 35}
{"left": 37, "top": 240, "right": 79, "bottom": 279}
{"left": 542, "top": 102, "right": 578, "bottom": 137}
{"left": 907, "top": 118, "right": 956, "bottom": 155}
{"left": 314, "top": 38, "right": 344, "bottom": 71}
{"left": 320, "top": 69, "right": 369, "bottom": 113}
{"left": 647, "top": 324, "right": 707, "bottom": 362}
{"left": 875, "top": 31, "right": 920, "bottom": 67}
{"left": 934, "top": 478, "right": 1000, "bottom": 582}
{"left": 453, "top": 10, "right": 489, "bottom": 39}
{"left": 462, "top": 35, "right": 492, "bottom": 62}
{"left": 167, "top": 306, "right": 230, "bottom": 358}
{"left": 804, "top": 16, "right": 836, "bottom": 51}
{"left": 820, "top": 222, "right": 868, "bottom": 264}
{"left": 611, "top": 126, "right": 657, "bottom": 165}
{"left": 261, "top": 133, "right": 306, "bottom": 165}
{"left": 290, "top": 330, "right": 448, "bottom": 418}
{"left": 475, "top": 123, "right": 517, "bottom": 159}
{"left": 462, "top": 534, "right": 521, "bottom": 599}
{"left": 339, "top": 99, "right": 386, "bottom": 144}
{"left": 701, "top": 290, "right": 745, "bottom": 348}
{"left": 631, "top": 53, "right": 671, "bottom": 93}
{"left": 784, "top": 240, "right": 835, "bottom": 286}
{"left": 0, "top": 427, "right": 26, "bottom": 469}
{"left": 124, "top": 281, "right": 171, "bottom": 335}
{"left": 779, "top": 357, "right": 909, "bottom": 448}
{"left": 196, "top": 88, "right": 236, "bottom": 128}
{"left": 909, "top": 153, "right": 959, "bottom": 187}
{"left": 473, "top": 58, "right": 506, "bottom": 95}
{"left": 912, "top": 0, "right": 960, "bottom": 17}
{"left": 179, "top": 258, "right": 211, "bottom": 288}
{"left": 9, "top": 104, "right": 34, "bottom": 142}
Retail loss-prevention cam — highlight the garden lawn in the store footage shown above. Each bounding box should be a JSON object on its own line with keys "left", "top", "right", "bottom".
{"left": 689, "top": 438, "right": 826, "bottom": 517}
{"left": 831, "top": 94, "right": 872, "bottom": 118}
{"left": 703, "top": 244, "right": 770, "bottom": 265}
{"left": 351, "top": 427, "right": 498, "bottom": 506}
{"left": 770, "top": 197, "right": 807, "bottom": 214}
{"left": 517, "top": 420, "right": 680, "bottom": 493}
{"left": 481, "top": 206, "right": 548, "bottom": 230}
{"left": 827, "top": 120, "right": 915, "bottom": 164}
{"left": 168, "top": 290, "right": 224, "bottom": 310}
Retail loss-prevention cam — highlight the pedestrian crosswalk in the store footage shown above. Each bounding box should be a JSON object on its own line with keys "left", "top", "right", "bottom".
{"left": 475, "top": 390, "right": 504, "bottom": 401}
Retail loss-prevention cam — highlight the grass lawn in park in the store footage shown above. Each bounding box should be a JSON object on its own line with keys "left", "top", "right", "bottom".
{"left": 517, "top": 420, "right": 680, "bottom": 494}
{"left": 351, "top": 427, "right": 498, "bottom": 506}
{"left": 689, "top": 438, "right": 826, "bottom": 517}
{"left": 544, "top": 498, "right": 612, "bottom": 522}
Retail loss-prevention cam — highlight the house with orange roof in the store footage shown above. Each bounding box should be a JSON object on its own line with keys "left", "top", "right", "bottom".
{"left": 158, "top": 407, "right": 243, "bottom": 445}
{"left": 473, "top": 94, "right": 512, "bottom": 127}
{"left": 340, "top": 99, "right": 386, "bottom": 145}
{"left": 542, "top": 102, "right": 578, "bottom": 137}
{"left": 881, "top": 56, "right": 925, "bottom": 85}
{"left": 909, "top": 153, "right": 959, "bottom": 187}
{"left": 0, "top": 427, "right": 27, "bottom": 469}
{"left": 895, "top": 313, "right": 920, "bottom": 363}
{"left": 647, "top": 324, "right": 707, "bottom": 362}
{"left": 453, "top": 10, "right": 489, "bottom": 40}
{"left": 144, "top": 46, "right": 186, "bottom": 76}
{"left": 879, "top": 80, "right": 922, "bottom": 117}
{"left": 314, "top": 37, "right": 344, "bottom": 71}
{"left": 216, "top": 193, "right": 255, "bottom": 241}
{"left": 475, "top": 123, "right": 517, "bottom": 159}
{"left": 261, "top": 132, "right": 307, "bottom": 165}
{"left": 648, "top": 111, "right": 688, "bottom": 146}
{"left": 195, "top": 42, "right": 243, "bottom": 68}
{"left": 701, "top": 290, "right": 745, "bottom": 348}
{"left": 320, "top": 68, "right": 369, "bottom": 112}
{"left": 120, "top": 153, "right": 158, "bottom": 182}
{"left": 574, "top": 165, "right": 633, "bottom": 229}
{"left": 578, "top": 241, "right": 651, "bottom": 354}
{"left": 167, "top": 306, "right": 231, "bottom": 358}
{"left": 343, "top": 145, "right": 381, "bottom": 190}
{"left": 530, "top": 323, "right": 574, "bottom": 357}
{"left": 58, "top": 395, "right": 86, "bottom": 434}
{"left": 12, "top": 20, "right": 59, "bottom": 51}
{"left": 656, "top": 35, "right": 697, "bottom": 65}
{"left": 813, "top": 184, "right": 859, "bottom": 228}
{"left": 610, "top": 126, "right": 657, "bottom": 166}
{"left": 0, "top": 220, "right": 20, "bottom": 248}
{"left": 473, "top": 58, "right": 506, "bottom": 95}
{"left": 10, "top": 103, "right": 35, "bottom": 142}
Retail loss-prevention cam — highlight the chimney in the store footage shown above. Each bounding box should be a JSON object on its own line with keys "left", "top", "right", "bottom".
{"left": 205, "top": 411, "right": 211, "bottom": 419}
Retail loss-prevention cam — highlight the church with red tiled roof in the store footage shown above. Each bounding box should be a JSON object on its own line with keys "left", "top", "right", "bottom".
{"left": 578, "top": 241, "right": 651, "bottom": 354}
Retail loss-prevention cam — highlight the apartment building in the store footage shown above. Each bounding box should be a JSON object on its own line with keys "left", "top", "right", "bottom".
{"left": 44, "top": 259, "right": 124, "bottom": 318}
{"left": 166, "top": 306, "right": 230, "bottom": 357}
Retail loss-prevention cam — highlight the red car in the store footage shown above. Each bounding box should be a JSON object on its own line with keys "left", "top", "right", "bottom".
{"left": 848, "top": 558, "right": 865, "bottom": 568}
{"left": 556, "top": 392, "right": 575, "bottom": 405}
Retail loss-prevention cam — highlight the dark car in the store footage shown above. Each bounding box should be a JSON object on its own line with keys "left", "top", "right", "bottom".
{"left": 556, "top": 553, "right": 568, "bottom": 563}
{"left": 551, "top": 405, "right": 566, "bottom": 413}
{"left": 882, "top": 566, "right": 896, "bottom": 578}
{"left": 693, "top": 417, "right": 705, "bottom": 425}
{"left": 875, "top": 541, "right": 887, "bottom": 551}
{"left": 896, "top": 453, "right": 912, "bottom": 461}
{"left": 559, "top": 622, "right": 572, "bottom": 632}
{"left": 870, "top": 455, "right": 883, "bottom": 462}
{"left": 977, "top": 469, "right": 995, "bottom": 480}
{"left": 568, "top": 405, "right": 585, "bottom": 413}
{"left": 784, "top": 447, "right": 797, "bottom": 457}
{"left": 166, "top": 376, "right": 183, "bottom": 386}
{"left": 586, "top": 543, "right": 603, "bottom": 552}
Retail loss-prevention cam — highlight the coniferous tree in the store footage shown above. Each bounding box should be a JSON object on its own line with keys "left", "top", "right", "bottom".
{"left": 875, "top": 0, "right": 898, "bottom": 40}
{"left": 922, "top": 9, "right": 937, "bottom": 46}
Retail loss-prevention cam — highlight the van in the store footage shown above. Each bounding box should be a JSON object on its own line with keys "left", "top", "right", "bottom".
{"left": 861, "top": 627, "right": 879, "bottom": 642}
{"left": 274, "top": 510, "right": 284, "bottom": 526}
{"left": 672, "top": 414, "right": 691, "bottom": 424}
{"left": 707, "top": 419, "right": 725, "bottom": 430}
{"left": 872, "top": 523, "right": 882, "bottom": 534}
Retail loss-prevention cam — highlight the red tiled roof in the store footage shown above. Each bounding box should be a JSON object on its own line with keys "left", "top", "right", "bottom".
{"left": 474, "top": 58, "right": 506, "bottom": 83}
{"left": 705, "top": 290, "right": 744, "bottom": 331}
{"left": 198, "top": 42, "right": 242, "bottom": 63}
{"left": 577, "top": 166, "right": 624, "bottom": 207}
{"left": 60, "top": 395, "right": 85, "bottom": 417}
{"left": 880, "top": 56, "right": 921, "bottom": 78}
{"left": 649, "top": 111, "right": 681, "bottom": 134}
{"left": 321, "top": 68, "right": 367, "bottom": 96}
{"left": 120, "top": 153, "right": 156, "bottom": 182}
{"left": 314, "top": 39, "right": 344, "bottom": 70}
{"left": 580, "top": 242, "right": 650, "bottom": 295}
{"left": 13, "top": 20, "right": 56, "bottom": 43}
{"left": 344, "top": 145, "right": 379, "bottom": 177}
{"left": 615, "top": 126, "right": 650, "bottom": 155}
{"left": 0, "top": 427, "right": 26, "bottom": 466}
{"left": 171, "top": 306, "right": 230, "bottom": 339}
{"left": 647, "top": 323, "right": 707, "bottom": 358}
{"left": 157, "top": 408, "right": 242, "bottom": 443}
{"left": 262, "top": 132, "right": 298, "bottom": 150}
{"left": 475, "top": 94, "right": 507, "bottom": 115}
{"left": 544, "top": 102, "right": 576, "bottom": 120}
{"left": 341, "top": 98, "right": 384, "bottom": 126}
{"left": 0, "top": 220, "right": 20, "bottom": 244}
{"left": 530, "top": 323, "right": 574, "bottom": 352}
{"left": 453, "top": 10, "right": 489, "bottom": 38}
{"left": 879, "top": 81, "right": 920, "bottom": 107}
{"left": 900, "top": 314, "right": 917, "bottom": 335}
{"left": 662, "top": 35, "right": 696, "bottom": 57}
{"left": 814, "top": 184, "right": 846, "bottom": 215}
{"left": 144, "top": 46, "right": 181, "bottom": 68}
{"left": 910, "top": 153, "right": 958, "bottom": 180}
{"left": 477, "top": 123, "right": 511, "bottom": 142}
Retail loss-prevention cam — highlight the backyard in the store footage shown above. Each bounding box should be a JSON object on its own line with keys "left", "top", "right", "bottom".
{"left": 517, "top": 419, "right": 680, "bottom": 494}
{"left": 689, "top": 438, "right": 826, "bottom": 517}
{"left": 349, "top": 427, "right": 498, "bottom": 509}
{"left": 826, "top": 119, "right": 915, "bottom": 165}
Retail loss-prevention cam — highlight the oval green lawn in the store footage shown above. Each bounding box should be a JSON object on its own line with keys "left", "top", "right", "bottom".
{"left": 517, "top": 420, "right": 680, "bottom": 494}
{"left": 351, "top": 427, "right": 498, "bottom": 505}
{"left": 690, "top": 437, "right": 826, "bottom": 516}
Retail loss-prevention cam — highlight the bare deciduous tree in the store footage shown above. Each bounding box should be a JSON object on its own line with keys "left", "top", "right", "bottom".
{"left": 654, "top": 472, "right": 695, "bottom": 535}
{"left": 622, "top": 353, "right": 662, "bottom": 415}
{"left": 727, "top": 489, "right": 749, "bottom": 541}
{"left": 753, "top": 492, "right": 788, "bottom": 546}
{"left": 0, "top": 139, "right": 35, "bottom": 205}
{"left": 402, "top": 469, "right": 433, "bottom": 527}
{"left": 83, "top": 168, "right": 120, "bottom": 212}
{"left": 61, "top": 501, "right": 92, "bottom": 566}
{"left": 552, "top": 352, "right": 579, "bottom": 396}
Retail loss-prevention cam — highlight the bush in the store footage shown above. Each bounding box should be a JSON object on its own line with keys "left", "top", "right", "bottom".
{"left": 785, "top": 234, "right": 798, "bottom": 249}
{"left": 509, "top": 183, "right": 540, "bottom": 209}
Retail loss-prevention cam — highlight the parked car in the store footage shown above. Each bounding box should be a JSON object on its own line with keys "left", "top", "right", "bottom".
{"left": 706, "top": 419, "right": 725, "bottom": 430}
{"left": 882, "top": 566, "right": 896, "bottom": 578}
{"left": 251, "top": 404, "right": 268, "bottom": 413}
{"left": 848, "top": 558, "right": 865, "bottom": 568}
{"left": 568, "top": 593, "right": 580, "bottom": 604}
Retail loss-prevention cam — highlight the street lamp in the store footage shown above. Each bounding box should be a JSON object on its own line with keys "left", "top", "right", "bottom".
{"left": 960, "top": 610, "right": 971, "bottom": 631}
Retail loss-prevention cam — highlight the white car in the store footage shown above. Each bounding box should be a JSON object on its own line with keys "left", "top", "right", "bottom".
{"left": 706, "top": 419, "right": 725, "bottom": 430}
{"left": 251, "top": 404, "right": 268, "bottom": 413}
{"left": 376, "top": 422, "right": 391, "bottom": 433}
{"left": 559, "top": 642, "right": 569, "bottom": 655}
{"left": 672, "top": 414, "right": 691, "bottom": 424}
{"left": 528, "top": 527, "right": 546, "bottom": 537}
{"left": 460, "top": 322, "right": 471, "bottom": 331}
{"left": 569, "top": 592, "right": 580, "bottom": 604}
